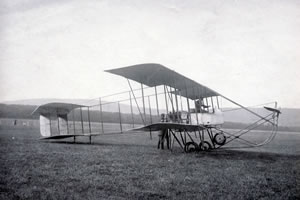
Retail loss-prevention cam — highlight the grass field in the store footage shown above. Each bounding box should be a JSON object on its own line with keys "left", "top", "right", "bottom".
{"left": 0, "top": 125, "right": 300, "bottom": 199}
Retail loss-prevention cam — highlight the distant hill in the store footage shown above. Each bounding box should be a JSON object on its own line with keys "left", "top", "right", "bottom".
{"left": 1, "top": 98, "right": 157, "bottom": 116}
{"left": 1, "top": 98, "right": 97, "bottom": 106}
{"left": 0, "top": 104, "right": 37, "bottom": 119}
{"left": 0, "top": 103, "right": 155, "bottom": 125}
{"left": 223, "top": 107, "right": 300, "bottom": 127}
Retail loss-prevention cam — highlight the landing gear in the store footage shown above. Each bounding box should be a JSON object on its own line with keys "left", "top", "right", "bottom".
{"left": 184, "top": 142, "right": 198, "bottom": 153}
{"left": 213, "top": 132, "right": 226, "bottom": 146}
{"left": 160, "top": 128, "right": 226, "bottom": 153}
{"left": 199, "top": 141, "right": 212, "bottom": 151}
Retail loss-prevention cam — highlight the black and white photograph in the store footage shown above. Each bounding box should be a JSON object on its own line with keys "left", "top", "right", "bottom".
{"left": 0, "top": 0, "right": 299, "bottom": 199}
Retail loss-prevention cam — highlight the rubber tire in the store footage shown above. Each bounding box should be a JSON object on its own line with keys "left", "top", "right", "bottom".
{"left": 213, "top": 132, "right": 226, "bottom": 146}
{"left": 184, "top": 142, "right": 199, "bottom": 153}
{"left": 199, "top": 141, "right": 212, "bottom": 151}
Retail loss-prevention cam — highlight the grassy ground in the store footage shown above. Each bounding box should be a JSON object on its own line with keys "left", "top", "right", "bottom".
{"left": 0, "top": 126, "right": 299, "bottom": 199}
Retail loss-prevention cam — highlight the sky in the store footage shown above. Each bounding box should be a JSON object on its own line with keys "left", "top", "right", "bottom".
{"left": 0, "top": 0, "right": 299, "bottom": 108}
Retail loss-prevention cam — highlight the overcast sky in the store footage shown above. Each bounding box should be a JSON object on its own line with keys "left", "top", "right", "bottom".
{"left": 0, "top": 0, "right": 299, "bottom": 108}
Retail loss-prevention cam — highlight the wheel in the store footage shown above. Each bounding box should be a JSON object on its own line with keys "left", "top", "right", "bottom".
{"left": 199, "top": 141, "right": 212, "bottom": 151}
{"left": 213, "top": 132, "right": 226, "bottom": 146}
{"left": 184, "top": 142, "right": 199, "bottom": 153}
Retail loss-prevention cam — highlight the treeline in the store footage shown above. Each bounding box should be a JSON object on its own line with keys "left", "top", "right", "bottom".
{"left": 0, "top": 104, "right": 37, "bottom": 119}
{"left": 1, "top": 104, "right": 300, "bottom": 132}
{"left": 0, "top": 104, "right": 159, "bottom": 125}
{"left": 70, "top": 108, "right": 159, "bottom": 124}
{"left": 223, "top": 121, "right": 300, "bottom": 132}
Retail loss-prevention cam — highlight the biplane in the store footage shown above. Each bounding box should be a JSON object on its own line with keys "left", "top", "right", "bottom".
{"left": 33, "top": 63, "right": 281, "bottom": 152}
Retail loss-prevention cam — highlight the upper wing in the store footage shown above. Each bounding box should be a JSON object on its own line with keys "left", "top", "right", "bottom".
{"left": 132, "top": 122, "right": 205, "bottom": 132}
{"left": 105, "top": 63, "right": 219, "bottom": 99}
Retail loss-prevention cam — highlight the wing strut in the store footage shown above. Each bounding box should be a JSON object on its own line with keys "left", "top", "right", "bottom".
{"left": 127, "top": 79, "right": 145, "bottom": 125}
{"left": 141, "top": 83, "right": 146, "bottom": 124}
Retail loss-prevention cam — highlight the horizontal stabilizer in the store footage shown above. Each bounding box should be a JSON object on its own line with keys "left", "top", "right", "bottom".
{"left": 32, "top": 102, "right": 85, "bottom": 116}
{"left": 264, "top": 106, "right": 281, "bottom": 114}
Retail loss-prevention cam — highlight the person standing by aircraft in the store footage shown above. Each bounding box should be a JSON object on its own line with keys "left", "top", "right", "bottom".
{"left": 158, "top": 114, "right": 170, "bottom": 149}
